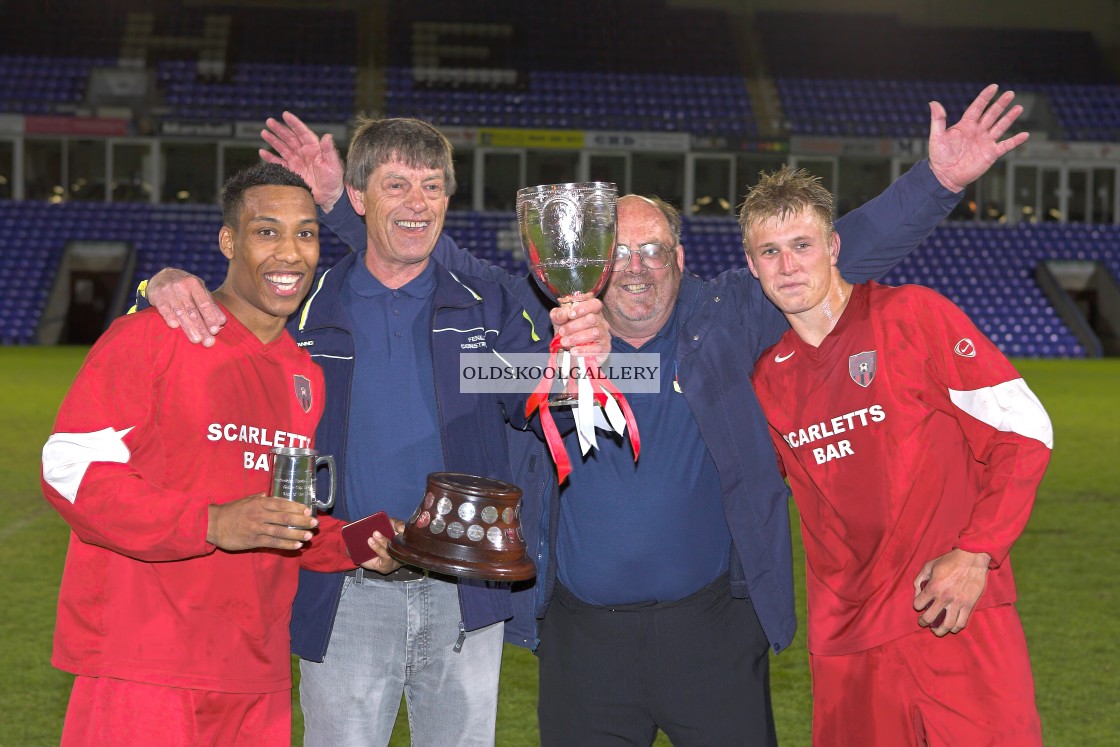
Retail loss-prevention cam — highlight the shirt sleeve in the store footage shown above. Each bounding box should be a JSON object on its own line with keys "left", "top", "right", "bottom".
{"left": 41, "top": 317, "right": 217, "bottom": 562}
{"left": 915, "top": 289, "right": 1053, "bottom": 566}
{"left": 319, "top": 198, "right": 367, "bottom": 254}
{"left": 490, "top": 282, "right": 555, "bottom": 432}
{"left": 298, "top": 514, "right": 357, "bottom": 573}
{"left": 769, "top": 426, "right": 788, "bottom": 480}
{"left": 834, "top": 159, "right": 961, "bottom": 283}
{"left": 706, "top": 269, "right": 792, "bottom": 360}
{"left": 750, "top": 363, "right": 790, "bottom": 480}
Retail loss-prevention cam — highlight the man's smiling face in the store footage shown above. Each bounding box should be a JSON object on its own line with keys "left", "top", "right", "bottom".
{"left": 215, "top": 183, "right": 319, "bottom": 341}
{"left": 346, "top": 156, "right": 449, "bottom": 285}
{"left": 601, "top": 195, "right": 685, "bottom": 347}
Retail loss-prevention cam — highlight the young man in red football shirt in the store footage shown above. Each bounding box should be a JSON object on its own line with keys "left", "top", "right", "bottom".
{"left": 41, "top": 163, "right": 395, "bottom": 747}
{"left": 744, "top": 166, "right": 1050, "bottom": 746}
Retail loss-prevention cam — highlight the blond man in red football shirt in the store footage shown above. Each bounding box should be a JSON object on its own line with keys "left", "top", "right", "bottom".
{"left": 746, "top": 166, "right": 1049, "bottom": 746}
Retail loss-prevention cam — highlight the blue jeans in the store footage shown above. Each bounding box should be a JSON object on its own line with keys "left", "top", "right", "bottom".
{"left": 299, "top": 572, "right": 504, "bottom": 747}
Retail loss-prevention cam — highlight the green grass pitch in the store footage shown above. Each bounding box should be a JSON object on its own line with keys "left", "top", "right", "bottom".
{"left": 1, "top": 348, "right": 1116, "bottom": 746}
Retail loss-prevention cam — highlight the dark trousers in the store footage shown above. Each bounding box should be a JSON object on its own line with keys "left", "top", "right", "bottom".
{"left": 537, "top": 576, "right": 777, "bottom": 747}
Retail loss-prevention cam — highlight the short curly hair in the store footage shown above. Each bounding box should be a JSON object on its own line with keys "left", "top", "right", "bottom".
{"left": 221, "top": 162, "right": 312, "bottom": 227}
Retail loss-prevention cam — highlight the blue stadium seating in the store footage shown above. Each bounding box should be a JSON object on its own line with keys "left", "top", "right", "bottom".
{"left": 385, "top": 68, "right": 756, "bottom": 138}
{"left": 3, "top": 201, "right": 1116, "bottom": 356}
{"left": 158, "top": 59, "right": 356, "bottom": 122}
{"left": 0, "top": 201, "right": 352, "bottom": 344}
{"left": 678, "top": 217, "right": 1120, "bottom": 357}
{"left": 7, "top": 50, "right": 1117, "bottom": 142}
{"left": 0, "top": 5, "right": 1117, "bottom": 354}
{"left": 777, "top": 77, "right": 1120, "bottom": 141}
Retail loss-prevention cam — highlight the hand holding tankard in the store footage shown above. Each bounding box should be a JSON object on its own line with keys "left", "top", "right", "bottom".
{"left": 268, "top": 446, "right": 336, "bottom": 514}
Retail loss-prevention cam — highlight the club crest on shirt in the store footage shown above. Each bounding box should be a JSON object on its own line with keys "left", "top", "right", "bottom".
{"left": 294, "top": 375, "right": 313, "bottom": 413}
{"left": 848, "top": 350, "right": 876, "bottom": 388}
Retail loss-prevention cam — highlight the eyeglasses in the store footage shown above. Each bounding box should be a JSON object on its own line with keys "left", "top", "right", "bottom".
{"left": 612, "top": 242, "right": 675, "bottom": 270}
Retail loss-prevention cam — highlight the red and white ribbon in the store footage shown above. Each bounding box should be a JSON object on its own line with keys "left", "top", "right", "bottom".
{"left": 525, "top": 336, "right": 641, "bottom": 484}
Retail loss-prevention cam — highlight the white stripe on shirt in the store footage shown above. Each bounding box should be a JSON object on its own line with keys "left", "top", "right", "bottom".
{"left": 949, "top": 379, "right": 1053, "bottom": 449}
{"left": 42, "top": 427, "right": 134, "bottom": 503}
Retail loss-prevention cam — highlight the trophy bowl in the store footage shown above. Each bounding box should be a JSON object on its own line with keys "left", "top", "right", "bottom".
{"left": 388, "top": 472, "right": 536, "bottom": 582}
{"left": 517, "top": 181, "right": 618, "bottom": 406}
{"left": 516, "top": 181, "right": 618, "bottom": 304}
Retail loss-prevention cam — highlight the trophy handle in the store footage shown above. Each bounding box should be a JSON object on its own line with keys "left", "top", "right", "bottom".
{"left": 314, "top": 454, "right": 336, "bottom": 511}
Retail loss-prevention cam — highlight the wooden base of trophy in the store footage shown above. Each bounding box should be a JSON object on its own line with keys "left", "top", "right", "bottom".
{"left": 388, "top": 472, "right": 537, "bottom": 582}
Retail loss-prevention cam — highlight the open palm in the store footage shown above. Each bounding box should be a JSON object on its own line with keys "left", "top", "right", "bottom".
{"left": 928, "top": 84, "right": 1030, "bottom": 193}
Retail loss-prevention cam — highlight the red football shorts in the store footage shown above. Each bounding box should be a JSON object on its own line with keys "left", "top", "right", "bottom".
{"left": 61, "top": 675, "right": 291, "bottom": 747}
{"left": 809, "top": 604, "right": 1043, "bottom": 747}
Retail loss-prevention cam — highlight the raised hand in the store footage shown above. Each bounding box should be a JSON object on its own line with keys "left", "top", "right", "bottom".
{"left": 259, "top": 111, "right": 346, "bottom": 211}
{"left": 928, "top": 84, "right": 1030, "bottom": 193}
{"left": 550, "top": 298, "right": 612, "bottom": 364}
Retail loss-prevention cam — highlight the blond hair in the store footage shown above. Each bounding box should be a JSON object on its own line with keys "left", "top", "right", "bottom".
{"left": 738, "top": 166, "right": 833, "bottom": 250}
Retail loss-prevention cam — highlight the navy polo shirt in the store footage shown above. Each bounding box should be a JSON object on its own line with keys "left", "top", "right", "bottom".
{"left": 555, "top": 305, "right": 731, "bottom": 605}
{"left": 341, "top": 254, "right": 444, "bottom": 520}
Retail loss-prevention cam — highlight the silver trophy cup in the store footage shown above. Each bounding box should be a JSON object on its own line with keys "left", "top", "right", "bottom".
{"left": 516, "top": 181, "right": 618, "bottom": 303}
{"left": 517, "top": 181, "right": 618, "bottom": 404}
{"left": 268, "top": 447, "right": 336, "bottom": 514}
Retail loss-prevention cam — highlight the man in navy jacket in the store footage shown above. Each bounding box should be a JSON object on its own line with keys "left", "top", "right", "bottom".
{"left": 147, "top": 85, "right": 1027, "bottom": 746}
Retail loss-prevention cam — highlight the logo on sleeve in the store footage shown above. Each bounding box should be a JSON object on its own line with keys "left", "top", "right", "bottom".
{"left": 954, "top": 338, "right": 976, "bottom": 358}
{"left": 294, "top": 375, "right": 313, "bottom": 413}
{"left": 848, "top": 350, "right": 877, "bottom": 388}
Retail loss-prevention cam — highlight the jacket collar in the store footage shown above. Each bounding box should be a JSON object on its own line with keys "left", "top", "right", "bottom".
{"left": 674, "top": 272, "right": 711, "bottom": 356}
{"left": 295, "top": 251, "right": 485, "bottom": 334}
{"left": 676, "top": 272, "right": 706, "bottom": 325}
{"left": 433, "top": 264, "right": 486, "bottom": 311}
{"left": 678, "top": 271, "right": 704, "bottom": 302}
{"left": 295, "top": 251, "right": 355, "bottom": 333}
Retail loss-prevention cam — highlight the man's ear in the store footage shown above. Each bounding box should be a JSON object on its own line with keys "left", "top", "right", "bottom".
{"left": 744, "top": 248, "right": 760, "bottom": 279}
{"left": 346, "top": 184, "right": 367, "bottom": 217}
{"left": 829, "top": 230, "right": 841, "bottom": 267}
{"left": 743, "top": 243, "right": 761, "bottom": 279}
{"left": 675, "top": 243, "right": 686, "bottom": 272}
{"left": 218, "top": 226, "right": 235, "bottom": 260}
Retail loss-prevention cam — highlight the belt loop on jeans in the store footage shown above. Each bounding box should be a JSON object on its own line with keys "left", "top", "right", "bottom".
{"left": 346, "top": 566, "right": 430, "bottom": 584}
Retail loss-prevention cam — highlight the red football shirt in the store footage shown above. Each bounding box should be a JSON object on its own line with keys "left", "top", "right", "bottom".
{"left": 752, "top": 282, "right": 1052, "bottom": 655}
{"left": 42, "top": 308, "right": 352, "bottom": 693}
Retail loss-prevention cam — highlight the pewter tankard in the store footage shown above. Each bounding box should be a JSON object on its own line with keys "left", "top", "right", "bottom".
{"left": 268, "top": 447, "right": 336, "bottom": 513}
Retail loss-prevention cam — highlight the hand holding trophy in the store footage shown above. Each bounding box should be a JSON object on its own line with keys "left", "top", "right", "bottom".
{"left": 516, "top": 182, "right": 640, "bottom": 483}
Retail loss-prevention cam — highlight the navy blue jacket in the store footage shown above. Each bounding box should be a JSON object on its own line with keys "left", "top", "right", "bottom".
{"left": 286, "top": 250, "right": 550, "bottom": 661}
{"left": 323, "top": 160, "right": 959, "bottom": 653}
